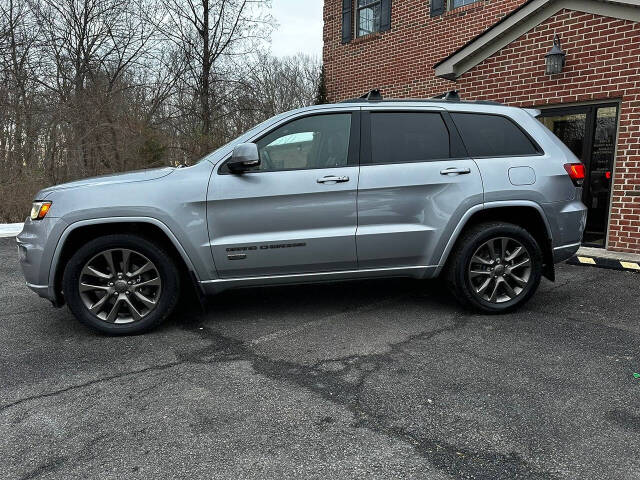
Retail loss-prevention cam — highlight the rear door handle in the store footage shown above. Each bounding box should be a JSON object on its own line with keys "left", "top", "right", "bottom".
{"left": 440, "top": 167, "right": 471, "bottom": 176}
{"left": 317, "top": 175, "right": 350, "bottom": 184}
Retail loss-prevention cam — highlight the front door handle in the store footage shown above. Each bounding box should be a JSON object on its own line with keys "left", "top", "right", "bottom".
{"left": 440, "top": 167, "right": 471, "bottom": 176}
{"left": 317, "top": 175, "right": 350, "bottom": 184}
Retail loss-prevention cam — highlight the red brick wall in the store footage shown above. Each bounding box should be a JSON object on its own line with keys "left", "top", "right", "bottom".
{"left": 455, "top": 9, "right": 640, "bottom": 253}
{"left": 323, "top": 0, "right": 527, "bottom": 101}
{"left": 324, "top": 1, "right": 640, "bottom": 253}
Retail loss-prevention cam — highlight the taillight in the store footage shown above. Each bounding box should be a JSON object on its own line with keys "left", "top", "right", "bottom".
{"left": 564, "top": 163, "right": 585, "bottom": 187}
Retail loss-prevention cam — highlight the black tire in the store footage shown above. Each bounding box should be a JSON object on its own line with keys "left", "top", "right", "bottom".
{"left": 62, "top": 234, "right": 180, "bottom": 335}
{"left": 445, "top": 221, "right": 543, "bottom": 313}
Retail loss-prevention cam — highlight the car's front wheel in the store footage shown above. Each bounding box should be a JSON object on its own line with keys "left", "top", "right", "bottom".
{"left": 446, "top": 222, "right": 543, "bottom": 313}
{"left": 62, "top": 234, "right": 180, "bottom": 335}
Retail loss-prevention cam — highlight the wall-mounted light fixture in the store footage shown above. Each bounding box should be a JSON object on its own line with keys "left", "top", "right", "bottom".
{"left": 545, "top": 34, "right": 566, "bottom": 75}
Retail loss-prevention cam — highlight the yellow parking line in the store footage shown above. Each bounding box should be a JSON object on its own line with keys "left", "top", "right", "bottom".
{"left": 577, "top": 256, "right": 596, "bottom": 265}
{"left": 620, "top": 261, "right": 640, "bottom": 270}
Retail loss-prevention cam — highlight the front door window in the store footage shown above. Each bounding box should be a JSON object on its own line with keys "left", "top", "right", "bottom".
{"left": 539, "top": 104, "right": 618, "bottom": 247}
{"left": 255, "top": 114, "right": 352, "bottom": 171}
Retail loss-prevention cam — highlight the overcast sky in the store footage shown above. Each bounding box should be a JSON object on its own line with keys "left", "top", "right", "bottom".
{"left": 270, "top": 0, "right": 324, "bottom": 58}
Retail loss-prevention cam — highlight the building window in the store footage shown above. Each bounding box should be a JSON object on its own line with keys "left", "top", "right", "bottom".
{"left": 450, "top": 0, "right": 480, "bottom": 9}
{"left": 357, "top": 0, "right": 381, "bottom": 37}
{"left": 343, "top": 0, "right": 390, "bottom": 43}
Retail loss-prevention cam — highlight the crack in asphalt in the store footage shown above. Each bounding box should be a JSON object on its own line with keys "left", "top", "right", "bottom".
{"left": 0, "top": 361, "right": 182, "bottom": 413}
{"left": 18, "top": 455, "right": 67, "bottom": 480}
{"left": 179, "top": 316, "right": 559, "bottom": 480}
{"left": 1, "top": 310, "right": 560, "bottom": 479}
{"left": 4, "top": 274, "right": 626, "bottom": 479}
{"left": 4, "top": 276, "right": 594, "bottom": 479}
{"left": 0, "top": 289, "right": 409, "bottom": 413}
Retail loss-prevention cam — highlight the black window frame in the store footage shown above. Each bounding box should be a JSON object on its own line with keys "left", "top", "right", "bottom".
{"left": 360, "top": 110, "right": 468, "bottom": 166}
{"left": 218, "top": 111, "right": 361, "bottom": 175}
{"left": 449, "top": 112, "right": 545, "bottom": 159}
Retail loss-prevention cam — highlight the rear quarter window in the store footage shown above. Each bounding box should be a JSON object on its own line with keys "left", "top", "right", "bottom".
{"left": 451, "top": 113, "right": 540, "bottom": 158}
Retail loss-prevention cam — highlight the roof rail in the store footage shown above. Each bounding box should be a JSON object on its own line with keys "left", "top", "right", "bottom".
{"left": 339, "top": 89, "right": 502, "bottom": 106}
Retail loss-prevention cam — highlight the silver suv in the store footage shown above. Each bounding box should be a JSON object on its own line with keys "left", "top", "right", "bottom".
{"left": 17, "top": 93, "right": 587, "bottom": 334}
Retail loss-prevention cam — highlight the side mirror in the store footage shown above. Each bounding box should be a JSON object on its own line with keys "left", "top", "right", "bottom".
{"left": 228, "top": 143, "right": 260, "bottom": 173}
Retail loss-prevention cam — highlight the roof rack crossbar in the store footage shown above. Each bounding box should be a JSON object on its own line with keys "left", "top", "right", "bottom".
{"left": 360, "top": 89, "right": 383, "bottom": 101}
{"left": 432, "top": 90, "right": 461, "bottom": 101}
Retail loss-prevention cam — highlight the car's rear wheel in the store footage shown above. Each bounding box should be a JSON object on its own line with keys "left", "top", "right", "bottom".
{"left": 62, "top": 234, "right": 180, "bottom": 335}
{"left": 445, "top": 222, "right": 543, "bottom": 313}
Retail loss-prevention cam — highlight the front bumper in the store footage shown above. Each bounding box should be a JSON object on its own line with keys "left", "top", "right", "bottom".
{"left": 16, "top": 217, "right": 65, "bottom": 303}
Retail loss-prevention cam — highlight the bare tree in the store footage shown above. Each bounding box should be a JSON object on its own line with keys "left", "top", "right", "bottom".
{"left": 0, "top": 0, "right": 319, "bottom": 223}
{"left": 0, "top": 0, "right": 38, "bottom": 179}
{"left": 231, "top": 53, "right": 319, "bottom": 129}
{"left": 155, "top": 0, "right": 272, "bottom": 154}
{"left": 30, "top": 0, "right": 157, "bottom": 174}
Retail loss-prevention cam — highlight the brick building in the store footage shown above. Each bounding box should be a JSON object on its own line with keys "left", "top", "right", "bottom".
{"left": 323, "top": 0, "right": 640, "bottom": 253}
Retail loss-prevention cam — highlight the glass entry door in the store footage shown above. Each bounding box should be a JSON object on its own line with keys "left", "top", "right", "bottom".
{"left": 539, "top": 104, "right": 618, "bottom": 247}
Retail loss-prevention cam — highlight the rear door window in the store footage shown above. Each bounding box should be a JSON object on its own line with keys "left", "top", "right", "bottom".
{"left": 368, "top": 112, "right": 450, "bottom": 164}
{"left": 451, "top": 113, "right": 540, "bottom": 158}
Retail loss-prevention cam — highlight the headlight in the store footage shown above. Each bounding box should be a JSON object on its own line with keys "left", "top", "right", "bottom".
{"left": 30, "top": 201, "right": 52, "bottom": 220}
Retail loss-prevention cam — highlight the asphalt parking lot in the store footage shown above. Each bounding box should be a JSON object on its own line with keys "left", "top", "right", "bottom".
{"left": 1, "top": 237, "right": 639, "bottom": 480}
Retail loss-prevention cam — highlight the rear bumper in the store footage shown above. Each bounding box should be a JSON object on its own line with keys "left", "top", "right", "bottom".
{"left": 541, "top": 199, "right": 587, "bottom": 263}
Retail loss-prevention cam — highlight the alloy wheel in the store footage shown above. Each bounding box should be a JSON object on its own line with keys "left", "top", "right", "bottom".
{"left": 78, "top": 249, "right": 162, "bottom": 324}
{"left": 467, "top": 237, "right": 532, "bottom": 304}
